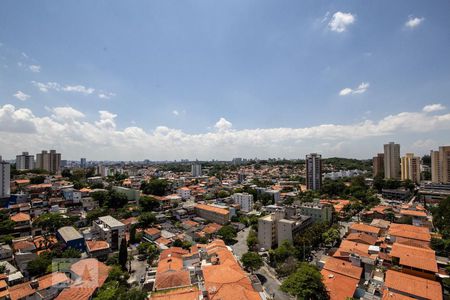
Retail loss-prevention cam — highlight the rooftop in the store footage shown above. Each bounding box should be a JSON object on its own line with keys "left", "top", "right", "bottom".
{"left": 350, "top": 223, "right": 381, "bottom": 235}
{"left": 58, "top": 226, "right": 83, "bottom": 241}
{"left": 384, "top": 270, "right": 442, "bottom": 300}
{"left": 98, "top": 215, "right": 125, "bottom": 228}
{"left": 195, "top": 203, "right": 229, "bottom": 216}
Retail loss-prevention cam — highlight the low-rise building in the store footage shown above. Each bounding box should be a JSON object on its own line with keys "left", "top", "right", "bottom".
{"left": 299, "top": 202, "right": 332, "bottom": 223}
{"left": 92, "top": 216, "right": 125, "bottom": 251}
{"left": 194, "top": 204, "right": 230, "bottom": 225}
{"left": 56, "top": 226, "right": 86, "bottom": 251}
{"left": 383, "top": 270, "right": 442, "bottom": 300}
{"left": 177, "top": 187, "right": 191, "bottom": 200}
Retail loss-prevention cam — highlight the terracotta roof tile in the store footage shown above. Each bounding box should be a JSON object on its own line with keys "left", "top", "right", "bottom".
{"left": 384, "top": 270, "right": 442, "bottom": 300}
{"left": 390, "top": 243, "right": 437, "bottom": 273}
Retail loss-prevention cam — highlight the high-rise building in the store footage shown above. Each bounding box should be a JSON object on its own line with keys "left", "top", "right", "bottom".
{"left": 401, "top": 153, "right": 421, "bottom": 183}
{"left": 431, "top": 150, "right": 440, "bottom": 183}
{"left": 0, "top": 159, "right": 11, "bottom": 199}
{"left": 80, "top": 158, "right": 87, "bottom": 168}
{"left": 384, "top": 142, "right": 400, "bottom": 179}
{"left": 372, "top": 153, "right": 384, "bottom": 177}
{"left": 36, "top": 150, "right": 61, "bottom": 173}
{"left": 15, "top": 152, "right": 35, "bottom": 170}
{"left": 431, "top": 146, "right": 450, "bottom": 183}
{"left": 306, "top": 153, "right": 322, "bottom": 190}
{"left": 191, "top": 163, "right": 202, "bottom": 177}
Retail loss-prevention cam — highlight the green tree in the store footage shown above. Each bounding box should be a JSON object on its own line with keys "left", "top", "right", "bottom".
{"left": 322, "top": 227, "right": 340, "bottom": 246}
{"left": 27, "top": 254, "right": 52, "bottom": 277}
{"left": 217, "top": 225, "right": 237, "bottom": 244}
{"left": 118, "top": 238, "right": 128, "bottom": 270}
{"left": 281, "top": 263, "right": 329, "bottom": 300}
{"left": 129, "top": 224, "right": 138, "bottom": 244}
{"left": 86, "top": 208, "right": 107, "bottom": 225}
{"left": 33, "top": 213, "right": 70, "bottom": 233}
{"left": 141, "top": 179, "right": 169, "bottom": 196}
{"left": 138, "top": 212, "right": 156, "bottom": 228}
{"left": 91, "top": 191, "right": 109, "bottom": 207}
{"left": 105, "top": 190, "right": 128, "bottom": 209}
{"left": 30, "top": 175, "right": 46, "bottom": 184}
{"left": 432, "top": 196, "right": 450, "bottom": 238}
{"left": 94, "top": 281, "right": 120, "bottom": 300}
{"left": 217, "top": 190, "right": 230, "bottom": 198}
{"left": 108, "top": 265, "right": 130, "bottom": 285}
{"left": 139, "top": 196, "right": 160, "bottom": 212}
{"left": 246, "top": 229, "right": 258, "bottom": 251}
{"left": 61, "top": 248, "right": 82, "bottom": 258}
{"left": 241, "top": 252, "right": 263, "bottom": 273}
{"left": 61, "top": 169, "right": 71, "bottom": 178}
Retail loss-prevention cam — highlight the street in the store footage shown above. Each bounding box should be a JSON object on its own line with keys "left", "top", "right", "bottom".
{"left": 256, "top": 265, "right": 291, "bottom": 300}
{"left": 232, "top": 226, "right": 250, "bottom": 259}
{"left": 232, "top": 227, "right": 291, "bottom": 300}
{"left": 127, "top": 254, "right": 147, "bottom": 286}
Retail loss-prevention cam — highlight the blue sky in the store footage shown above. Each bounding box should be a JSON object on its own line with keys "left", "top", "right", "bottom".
{"left": 0, "top": 1, "right": 450, "bottom": 160}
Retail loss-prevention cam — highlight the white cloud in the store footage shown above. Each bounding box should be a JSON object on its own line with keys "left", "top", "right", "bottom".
{"left": 98, "top": 92, "right": 116, "bottom": 99}
{"left": 1, "top": 104, "right": 450, "bottom": 160}
{"left": 172, "top": 110, "right": 180, "bottom": 116}
{"left": 339, "top": 88, "right": 353, "bottom": 96}
{"left": 51, "top": 107, "right": 85, "bottom": 121}
{"left": 423, "top": 103, "right": 445, "bottom": 113}
{"left": 29, "top": 65, "right": 41, "bottom": 72}
{"left": 405, "top": 16, "right": 424, "bottom": 28}
{"left": 328, "top": 12, "right": 355, "bottom": 32}
{"left": 62, "top": 85, "right": 95, "bottom": 95}
{"left": 13, "top": 91, "right": 31, "bottom": 101}
{"left": 339, "top": 82, "right": 370, "bottom": 96}
{"left": 214, "top": 117, "right": 233, "bottom": 132}
{"left": 32, "top": 81, "right": 95, "bottom": 95}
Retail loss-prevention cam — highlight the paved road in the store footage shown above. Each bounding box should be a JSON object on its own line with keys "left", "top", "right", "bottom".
{"left": 257, "top": 265, "right": 291, "bottom": 300}
{"left": 128, "top": 255, "right": 147, "bottom": 286}
{"left": 232, "top": 227, "right": 250, "bottom": 259}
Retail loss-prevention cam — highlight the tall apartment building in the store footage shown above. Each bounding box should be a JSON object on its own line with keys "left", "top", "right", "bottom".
{"left": 258, "top": 209, "right": 312, "bottom": 249}
{"left": 191, "top": 163, "right": 202, "bottom": 177}
{"left": 384, "top": 142, "right": 400, "bottom": 179}
{"left": 231, "top": 192, "right": 254, "bottom": 212}
{"left": 0, "top": 160, "right": 11, "bottom": 199}
{"left": 401, "top": 153, "right": 421, "bottom": 183}
{"left": 431, "top": 150, "right": 440, "bottom": 183}
{"left": 372, "top": 153, "right": 384, "bottom": 177}
{"left": 15, "top": 152, "right": 35, "bottom": 170}
{"left": 306, "top": 153, "right": 322, "bottom": 191}
{"left": 431, "top": 146, "right": 450, "bottom": 183}
{"left": 36, "top": 150, "right": 61, "bottom": 173}
{"left": 80, "top": 158, "right": 87, "bottom": 168}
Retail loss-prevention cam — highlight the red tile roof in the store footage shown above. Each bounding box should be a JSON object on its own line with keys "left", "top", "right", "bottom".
{"left": 350, "top": 223, "right": 380, "bottom": 235}
{"left": 10, "top": 212, "right": 31, "bottom": 222}
{"left": 384, "top": 270, "right": 442, "bottom": 300}
{"left": 390, "top": 243, "right": 437, "bottom": 273}
{"left": 150, "top": 286, "right": 201, "bottom": 300}
{"left": 195, "top": 204, "right": 229, "bottom": 216}
{"left": 321, "top": 269, "right": 359, "bottom": 300}
{"left": 388, "top": 224, "right": 431, "bottom": 242}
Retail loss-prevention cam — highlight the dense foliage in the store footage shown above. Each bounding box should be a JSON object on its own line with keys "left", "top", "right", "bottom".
{"left": 280, "top": 263, "right": 329, "bottom": 300}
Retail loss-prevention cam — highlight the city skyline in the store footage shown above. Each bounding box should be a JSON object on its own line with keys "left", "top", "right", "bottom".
{"left": 1, "top": 1, "right": 450, "bottom": 160}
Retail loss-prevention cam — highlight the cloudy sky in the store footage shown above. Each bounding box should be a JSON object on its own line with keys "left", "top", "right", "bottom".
{"left": 1, "top": 1, "right": 449, "bottom": 161}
